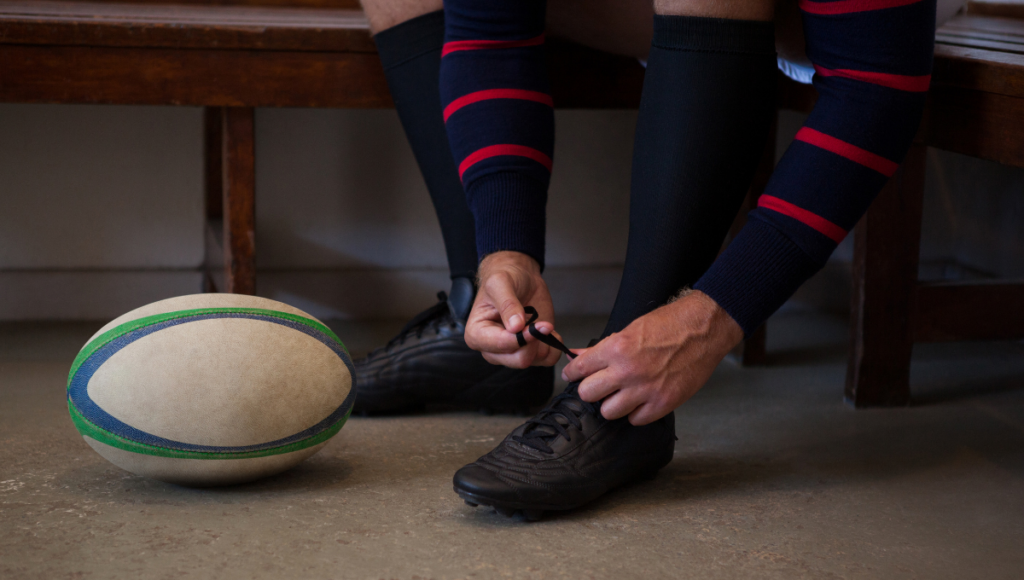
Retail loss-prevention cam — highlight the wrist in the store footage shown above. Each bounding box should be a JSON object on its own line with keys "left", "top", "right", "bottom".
{"left": 478, "top": 251, "right": 541, "bottom": 279}
{"left": 670, "top": 290, "right": 744, "bottom": 351}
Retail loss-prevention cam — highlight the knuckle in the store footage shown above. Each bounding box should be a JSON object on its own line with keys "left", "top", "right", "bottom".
{"left": 605, "top": 337, "right": 624, "bottom": 358}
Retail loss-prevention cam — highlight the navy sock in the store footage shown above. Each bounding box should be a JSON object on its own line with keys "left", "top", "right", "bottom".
{"left": 439, "top": 0, "right": 553, "bottom": 269}
{"left": 603, "top": 15, "right": 777, "bottom": 336}
{"left": 374, "top": 11, "right": 479, "bottom": 280}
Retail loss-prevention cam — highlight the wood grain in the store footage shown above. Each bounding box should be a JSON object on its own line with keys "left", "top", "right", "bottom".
{"left": 845, "top": 145, "right": 927, "bottom": 408}
{"left": 222, "top": 107, "right": 256, "bottom": 296}
{"left": 0, "top": 44, "right": 395, "bottom": 107}
{"left": 923, "top": 88, "right": 1024, "bottom": 169}
{"left": 0, "top": 2, "right": 376, "bottom": 52}
{"left": 914, "top": 281, "right": 1024, "bottom": 342}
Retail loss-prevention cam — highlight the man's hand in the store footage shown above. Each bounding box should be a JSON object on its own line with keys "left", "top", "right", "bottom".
{"left": 562, "top": 290, "right": 743, "bottom": 426}
{"left": 465, "top": 251, "right": 563, "bottom": 368}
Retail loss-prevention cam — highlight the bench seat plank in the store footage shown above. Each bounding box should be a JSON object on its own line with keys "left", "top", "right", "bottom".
{"left": 0, "top": 1, "right": 376, "bottom": 52}
{"left": 0, "top": 44, "right": 395, "bottom": 106}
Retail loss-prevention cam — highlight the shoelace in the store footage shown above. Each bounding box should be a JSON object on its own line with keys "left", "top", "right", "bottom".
{"left": 515, "top": 306, "right": 576, "bottom": 360}
{"left": 512, "top": 383, "right": 601, "bottom": 454}
{"left": 366, "top": 291, "right": 455, "bottom": 358}
{"left": 511, "top": 305, "right": 600, "bottom": 454}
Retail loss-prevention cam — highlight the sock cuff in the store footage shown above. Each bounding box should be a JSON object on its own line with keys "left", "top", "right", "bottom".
{"left": 468, "top": 172, "right": 547, "bottom": 271}
{"left": 652, "top": 14, "right": 775, "bottom": 55}
{"left": 694, "top": 218, "right": 821, "bottom": 337}
{"left": 374, "top": 10, "right": 446, "bottom": 71}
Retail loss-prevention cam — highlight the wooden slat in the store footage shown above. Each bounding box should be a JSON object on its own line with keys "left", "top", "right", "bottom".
{"left": 0, "top": 1, "right": 376, "bottom": 52}
{"left": 922, "top": 86, "right": 1024, "bottom": 168}
{"left": 0, "top": 42, "right": 645, "bottom": 109}
{"left": 129, "top": 0, "right": 362, "bottom": 8}
{"left": 968, "top": 0, "right": 1024, "bottom": 19}
{"left": 0, "top": 44, "right": 394, "bottom": 107}
{"left": 943, "top": 14, "right": 1024, "bottom": 37}
{"left": 932, "top": 44, "right": 1024, "bottom": 99}
{"left": 914, "top": 280, "right": 1024, "bottom": 342}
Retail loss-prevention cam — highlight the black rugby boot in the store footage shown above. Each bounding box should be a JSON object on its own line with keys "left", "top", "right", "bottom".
{"left": 353, "top": 277, "right": 554, "bottom": 414}
{"left": 453, "top": 371, "right": 676, "bottom": 520}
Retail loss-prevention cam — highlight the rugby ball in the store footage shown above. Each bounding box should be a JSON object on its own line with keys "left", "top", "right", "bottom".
{"left": 66, "top": 294, "right": 355, "bottom": 486}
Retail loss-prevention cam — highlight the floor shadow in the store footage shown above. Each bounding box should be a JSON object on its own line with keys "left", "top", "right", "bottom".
{"left": 912, "top": 372, "right": 1024, "bottom": 407}
{"left": 54, "top": 453, "right": 355, "bottom": 503}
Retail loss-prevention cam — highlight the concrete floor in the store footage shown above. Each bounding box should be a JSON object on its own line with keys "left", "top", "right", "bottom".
{"left": 2, "top": 310, "right": 1023, "bottom": 579}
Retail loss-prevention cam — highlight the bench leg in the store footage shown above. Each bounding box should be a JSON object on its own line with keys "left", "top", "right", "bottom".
{"left": 203, "top": 107, "right": 223, "bottom": 292}
{"left": 845, "top": 143, "right": 926, "bottom": 407}
{"left": 221, "top": 107, "right": 257, "bottom": 295}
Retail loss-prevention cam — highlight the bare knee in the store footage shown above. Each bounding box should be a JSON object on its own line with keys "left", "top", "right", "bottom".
{"left": 360, "top": 0, "right": 443, "bottom": 35}
{"left": 654, "top": 0, "right": 775, "bottom": 21}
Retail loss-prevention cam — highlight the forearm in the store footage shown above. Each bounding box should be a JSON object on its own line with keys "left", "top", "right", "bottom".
{"left": 439, "top": 0, "right": 553, "bottom": 269}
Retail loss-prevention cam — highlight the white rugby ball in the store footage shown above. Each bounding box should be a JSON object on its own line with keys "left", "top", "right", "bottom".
{"left": 67, "top": 294, "right": 355, "bottom": 486}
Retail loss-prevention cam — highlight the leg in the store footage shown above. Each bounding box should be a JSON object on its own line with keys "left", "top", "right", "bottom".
{"left": 363, "top": 0, "right": 478, "bottom": 284}
{"left": 221, "top": 107, "right": 256, "bottom": 296}
{"left": 603, "top": 0, "right": 778, "bottom": 336}
{"left": 453, "top": 0, "right": 779, "bottom": 520}
{"left": 361, "top": 0, "right": 441, "bottom": 34}
{"left": 846, "top": 144, "right": 926, "bottom": 407}
{"left": 353, "top": 0, "right": 552, "bottom": 415}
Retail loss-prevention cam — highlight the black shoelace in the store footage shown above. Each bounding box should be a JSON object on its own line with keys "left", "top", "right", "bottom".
{"left": 366, "top": 291, "right": 456, "bottom": 358}
{"left": 515, "top": 306, "right": 577, "bottom": 360}
{"left": 511, "top": 306, "right": 602, "bottom": 454}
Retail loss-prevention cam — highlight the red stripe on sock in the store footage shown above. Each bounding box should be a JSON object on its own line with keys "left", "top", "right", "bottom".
{"left": 442, "top": 34, "right": 545, "bottom": 57}
{"left": 458, "top": 144, "right": 552, "bottom": 180}
{"left": 795, "top": 127, "right": 899, "bottom": 176}
{"left": 799, "top": 0, "right": 921, "bottom": 14}
{"left": 443, "top": 89, "right": 553, "bottom": 122}
{"left": 758, "top": 195, "right": 847, "bottom": 243}
{"left": 814, "top": 65, "right": 931, "bottom": 92}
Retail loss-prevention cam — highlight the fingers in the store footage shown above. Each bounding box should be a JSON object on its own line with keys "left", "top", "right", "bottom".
{"left": 562, "top": 342, "right": 609, "bottom": 383}
{"left": 465, "top": 319, "right": 525, "bottom": 355}
{"left": 481, "top": 273, "right": 527, "bottom": 333}
{"left": 599, "top": 388, "right": 644, "bottom": 421}
{"left": 577, "top": 368, "right": 619, "bottom": 402}
{"left": 627, "top": 403, "right": 667, "bottom": 427}
{"left": 532, "top": 328, "right": 563, "bottom": 367}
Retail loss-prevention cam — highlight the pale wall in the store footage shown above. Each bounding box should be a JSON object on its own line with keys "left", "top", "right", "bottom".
{"left": 2, "top": 105, "right": 1021, "bottom": 321}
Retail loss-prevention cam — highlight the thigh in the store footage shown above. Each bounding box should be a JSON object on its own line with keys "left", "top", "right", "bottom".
{"left": 360, "top": 0, "right": 442, "bottom": 34}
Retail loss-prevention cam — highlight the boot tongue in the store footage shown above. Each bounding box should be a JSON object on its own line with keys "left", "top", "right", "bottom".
{"left": 446, "top": 276, "right": 476, "bottom": 323}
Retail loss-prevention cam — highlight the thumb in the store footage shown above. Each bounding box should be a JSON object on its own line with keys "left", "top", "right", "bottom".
{"left": 485, "top": 274, "right": 527, "bottom": 334}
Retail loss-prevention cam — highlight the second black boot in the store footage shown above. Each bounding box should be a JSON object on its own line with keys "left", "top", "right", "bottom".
{"left": 353, "top": 277, "right": 554, "bottom": 415}
{"left": 452, "top": 375, "right": 676, "bottom": 520}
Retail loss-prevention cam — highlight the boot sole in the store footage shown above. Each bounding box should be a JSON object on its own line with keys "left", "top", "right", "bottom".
{"left": 455, "top": 467, "right": 664, "bottom": 522}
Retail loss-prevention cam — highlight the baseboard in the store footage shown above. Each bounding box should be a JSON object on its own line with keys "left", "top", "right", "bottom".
{"left": 0, "top": 270, "right": 205, "bottom": 321}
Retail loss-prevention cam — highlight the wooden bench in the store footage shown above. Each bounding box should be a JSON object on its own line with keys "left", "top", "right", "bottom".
{"left": 0, "top": 0, "right": 645, "bottom": 295}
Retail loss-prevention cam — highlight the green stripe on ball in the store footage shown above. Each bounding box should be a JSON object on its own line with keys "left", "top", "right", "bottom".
{"left": 68, "top": 399, "right": 351, "bottom": 460}
{"left": 67, "top": 307, "right": 349, "bottom": 389}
